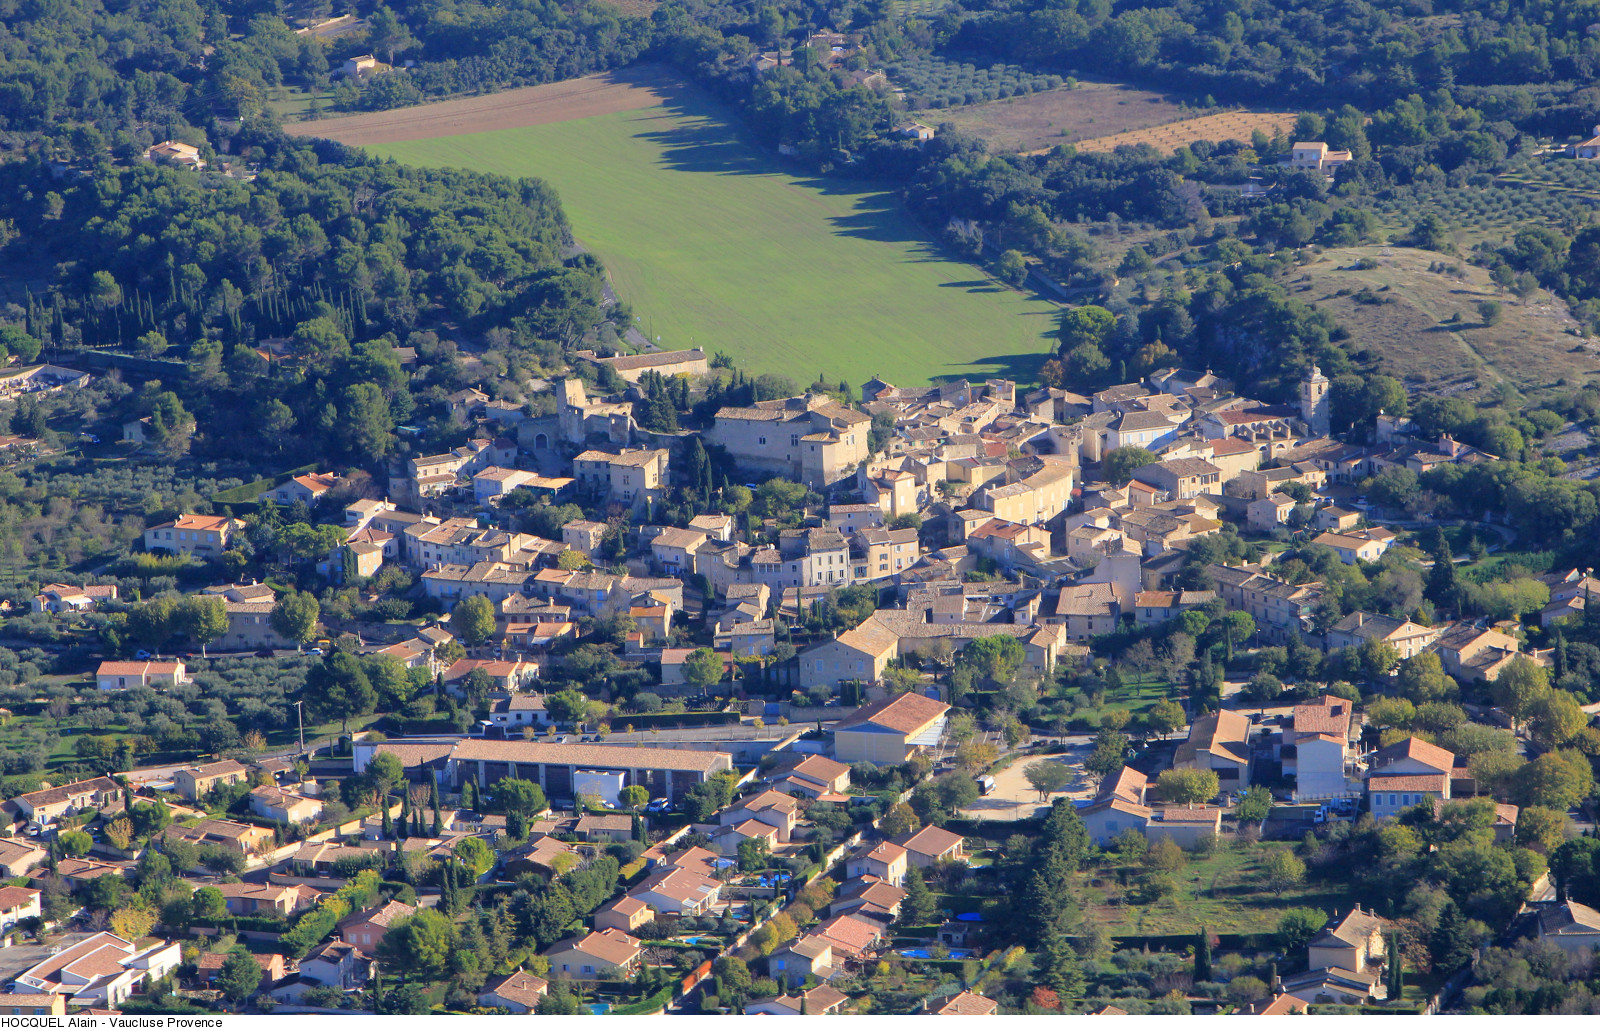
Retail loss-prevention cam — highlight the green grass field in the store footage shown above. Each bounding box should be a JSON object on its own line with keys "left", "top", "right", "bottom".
{"left": 369, "top": 92, "right": 1059, "bottom": 386}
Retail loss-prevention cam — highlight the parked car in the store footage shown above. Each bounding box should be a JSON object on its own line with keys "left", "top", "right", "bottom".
{"left": 134, "top": 649, "right": 152, "bottom": 660}
{"left": 308, "top": 647, "right": 324, "bottom": 656}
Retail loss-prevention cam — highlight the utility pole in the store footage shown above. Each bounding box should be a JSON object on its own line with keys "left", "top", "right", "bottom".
{"left": 292, "top": 699, "right": 305, "bottom": 754}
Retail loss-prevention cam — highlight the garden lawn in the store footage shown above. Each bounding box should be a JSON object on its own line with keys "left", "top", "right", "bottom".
{"left": 1061, "top": 675, "right": 1177, "bottom": 727}
{"left": 369, "top": 90, "right": 1059, "bottom": 386}
{"left": 1081, "top": 846, "right": 1353, "bottom": 936}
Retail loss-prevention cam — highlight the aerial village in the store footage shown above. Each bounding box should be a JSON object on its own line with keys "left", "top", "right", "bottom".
{"left": 0, "top": 345, "right": 1596, "bottom": 1016}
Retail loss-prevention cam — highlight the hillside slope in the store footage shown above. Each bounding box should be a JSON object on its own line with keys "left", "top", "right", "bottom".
{"left": 1292, "top": 246, "right": 1600, "bottom": 402}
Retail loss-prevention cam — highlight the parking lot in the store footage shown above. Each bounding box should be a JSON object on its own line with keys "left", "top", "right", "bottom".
{"left": 959, "top": 741, "right": 1099, "bottom": 823}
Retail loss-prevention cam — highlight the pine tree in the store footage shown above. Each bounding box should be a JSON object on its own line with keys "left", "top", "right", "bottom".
{"left": 1036, "top": 931, "right": 1086, "bottom": 999}
{"left": 1019, "top": 856, "right": 1073, "bottom": 946}
{"left": 1040, "top": 797, "right": 1091, "bottom": 870}
{"left": 1194, "top": 927, "right": 1212, "bottom": 982}
{"left": 1429, "top": 902, "right": 1473, "bottom": 974}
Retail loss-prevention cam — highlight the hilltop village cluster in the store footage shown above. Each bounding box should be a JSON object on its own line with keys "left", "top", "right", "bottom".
{"left": 0, "top": 344, "right": 1594, "bottom": 1016}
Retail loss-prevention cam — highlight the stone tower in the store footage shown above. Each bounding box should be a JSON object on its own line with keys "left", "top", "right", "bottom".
{"left": 1300, "top": 364, "right": 1331, "bottom": 436}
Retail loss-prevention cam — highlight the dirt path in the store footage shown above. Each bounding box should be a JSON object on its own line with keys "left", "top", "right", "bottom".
{"left": 283, "top": 66, "right": 681, "bottom": 147}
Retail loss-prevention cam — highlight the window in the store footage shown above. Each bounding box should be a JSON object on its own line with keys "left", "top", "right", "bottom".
{"left": 759, "top": 436, "right": 767, "bottom": 445}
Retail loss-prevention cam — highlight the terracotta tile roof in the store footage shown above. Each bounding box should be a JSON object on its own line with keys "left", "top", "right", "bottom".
{"left": 1366, "top": 774, "right": 1448, "bottom": 793}
{"left": 860, "top": 840, "right": 907, "bottom": 864}
{"left": 1540, "top": 900, "right": 1600, "bottom": 935}
{"left": 546, "top": 928, "right": 640, "bottom": 967}
{"left": 1292, "top": 697, "right": 1351, "bottom": 737}
{"left": 341, "top": 900, "right": 415, "bottom": 930}
{"left": 1371, "top": 736, "right": 1455, "bottom": 774}
{"left": 813, "top": 914, "right": 882, "bottom": 956}
{"left": 893, "top": 825, "right": 963, "bottom": 858}
{"left": 481, "top": 969, "right": 549, "bottom": 1007}
{"left": 1309, "top": 907, "right": 1383, "bottom": 950}
{"left": 780, "top": 936, "right": 833, "bottom": 960}
{"left": 659, "top": 846, "right": 719, "bottom": 876}
{"left": 595, "top": 348, "right": 705, "bottom": 372}
{"left": 788, "top": 754, "right": 850, "bottom": 783}
{"left": 1152, "top": 805, "right": 1222, "bottom": 825}
{"left": 576, "top": 815, "right": 632, "bottom": 833}
{"left": 1099, "top": 766, "right": 1148, "bottom": 804}
{"left": 930, "top": 991, "right": 998, "bottom": 1015}
{"left": 95, "top": 661, "right": 183, "bottom": 676}
{"left": 834, "top": 693, "right": 949, "bottom": 735}
{"left": 0, "top": 885, "right": 39, "bottom": 909}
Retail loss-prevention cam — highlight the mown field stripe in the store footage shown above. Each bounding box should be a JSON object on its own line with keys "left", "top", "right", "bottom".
{"left": 370, "top": 89, "right": 1058, "bottom": 385}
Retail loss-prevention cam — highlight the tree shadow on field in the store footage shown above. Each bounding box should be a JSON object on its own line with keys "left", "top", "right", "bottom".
{"left": 940, "top": 279, "right": 1004, "bottom": 292}
{"left": 939, "top": 349, "right": 1052, "bottom": 384}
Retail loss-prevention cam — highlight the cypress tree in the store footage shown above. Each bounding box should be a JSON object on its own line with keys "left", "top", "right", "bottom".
{"left": 903, "top": 864, "right": 936, "bottom": 924}
{"left": 1426, "top": 529, "right": 1458, "bottom": 611}
{"left": 381, "top": 800, "right": 392, "bottom": 837}
{"left": 1386, "top": 932, "right": 1403, "bottom": 1000}
{"left": 1195, "top": 927, "right": 1211, "bottom": 982}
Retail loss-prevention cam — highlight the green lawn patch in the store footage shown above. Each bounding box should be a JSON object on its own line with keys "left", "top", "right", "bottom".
{"left": 368, "top": 85, "right": 1058, "bottom": 386}
{"left": 1082, "top": 847, "right": 1351, "bottom": 936}
{"left": 213, "top": 462, "right": 319, "bottom": 506}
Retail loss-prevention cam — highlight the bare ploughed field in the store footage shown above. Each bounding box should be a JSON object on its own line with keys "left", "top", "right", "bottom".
{"left": 284, "top": 66, "right": 679, "bottom": 146}
{"left": 936, "top": 81, "right": 1189, "bottom": 154}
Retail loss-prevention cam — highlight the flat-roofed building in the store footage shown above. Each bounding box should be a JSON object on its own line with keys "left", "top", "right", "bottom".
{"left": 361, "top": 738, "right": 734, "bottom": 803}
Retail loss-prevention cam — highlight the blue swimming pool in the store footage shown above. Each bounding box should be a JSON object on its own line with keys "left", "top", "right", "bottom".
{"left": 897, "top": 948, "right": 973, "bottom": 959}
